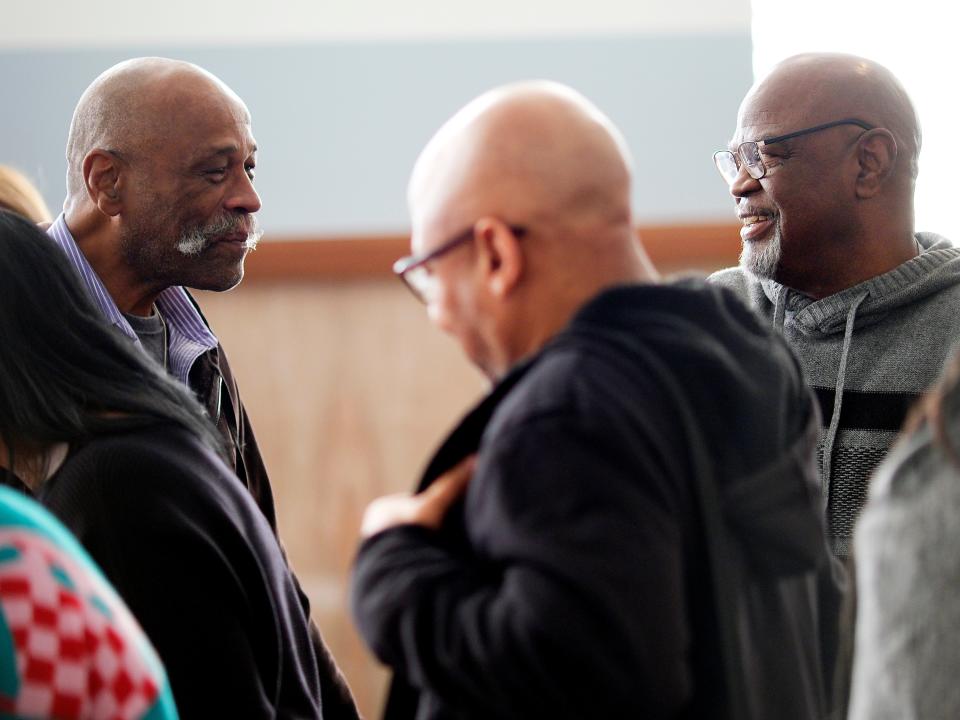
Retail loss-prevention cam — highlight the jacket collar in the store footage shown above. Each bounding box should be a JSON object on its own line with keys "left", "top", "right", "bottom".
{"left": 416, "top": 354, "right": 539, "bottom": 491}
{"left": 47, "top": 213, "right": 219, "bottom": 383}
{"left": 759, "top": 232, "right": 960, "bottom": 335}
{"left": 414, "top": 283, "right": 656, "bottom": 490}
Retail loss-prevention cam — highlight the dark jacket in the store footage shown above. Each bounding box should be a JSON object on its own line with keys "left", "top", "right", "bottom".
{"left": 186, "top": 298, "right": 360, "bottom": 719}
{"left": 189, "top": 338, "right": 274, "bottom": 526}
{"left": 351, "top": 280, "right": 831, "bottom": 720}
{"left": 38, "top": 423, "right": 323, "bottom": 718}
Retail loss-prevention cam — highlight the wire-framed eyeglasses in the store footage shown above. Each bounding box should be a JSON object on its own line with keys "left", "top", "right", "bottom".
{"left": 713, "top": 118, "right": 874, "bottom": 185}
{"left": 393, "top": 224, "right": 528, "bottom": 304}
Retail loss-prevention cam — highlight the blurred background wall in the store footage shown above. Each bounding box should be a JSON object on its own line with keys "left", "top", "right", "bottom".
{"left": 1, "top": 2, "right": 752, "bottom": 232}
{"left": 1, "top": 1, "right": 752, "bottom": 714}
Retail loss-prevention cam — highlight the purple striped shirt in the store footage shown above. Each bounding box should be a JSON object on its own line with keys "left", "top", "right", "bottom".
{"left": 48, "top": 214, "right": 219, "bottom": 385}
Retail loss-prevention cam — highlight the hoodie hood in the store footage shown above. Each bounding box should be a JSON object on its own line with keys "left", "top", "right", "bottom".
{"left": 418, "top": 280, "right": 827, "bottom": 578}
{"left": 761, "top": 232, "right": 960, "bottom": 336}
{"left": 561, "top": 281, "right": 826, "bottom": 578}
{"left": 710, "top": 232, "right": 960, "bottom": 557}
{"left": 756, "top": 234, "right": 960, "bottom": 527}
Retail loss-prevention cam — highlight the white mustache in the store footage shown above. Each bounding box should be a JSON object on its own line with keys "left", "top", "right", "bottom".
{"left": 177, "top": 215, "right": 262, "bottom": 256}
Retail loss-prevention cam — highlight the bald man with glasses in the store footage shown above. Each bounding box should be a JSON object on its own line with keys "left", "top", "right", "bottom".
{"left": 352, "top": 80, "right": 830, "bottom": 720}
{"left": 710, "top": 52, "right": 960, "bottom": 563}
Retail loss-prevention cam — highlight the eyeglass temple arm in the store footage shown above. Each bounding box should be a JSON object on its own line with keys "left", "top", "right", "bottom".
{"left": 761, "top": 118, "right": 874, "bottom": 146}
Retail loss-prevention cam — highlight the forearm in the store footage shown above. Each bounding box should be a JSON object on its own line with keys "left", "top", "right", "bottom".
{"left": 352, "top": 525, "right": 689, "bottom": 719}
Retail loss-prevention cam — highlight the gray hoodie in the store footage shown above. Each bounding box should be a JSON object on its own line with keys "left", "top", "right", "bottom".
{"left": 710, "top": 232, "right": 960, "bottom": 556}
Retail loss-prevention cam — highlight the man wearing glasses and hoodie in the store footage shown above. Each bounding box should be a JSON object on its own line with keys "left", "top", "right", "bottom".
{"left": 711, "top": 52, "right": 960, "bottom": 561}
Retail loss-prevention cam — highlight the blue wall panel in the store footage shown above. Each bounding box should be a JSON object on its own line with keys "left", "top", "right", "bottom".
{"left": 0, "top": 34, "right": 751, "bottom": 235}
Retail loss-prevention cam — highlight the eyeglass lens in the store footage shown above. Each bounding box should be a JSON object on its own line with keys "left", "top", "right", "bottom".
{"left": 404, "top": 265, "right": 432, "bottom": 302}
{"left": 739, "top": 143, "right": 764, "bottom": 177}
{"left": 715, "top": 152, "right": 738, "bottom": 183}
{"left": 714, "top": 143, "right": 766, "bottom": 184}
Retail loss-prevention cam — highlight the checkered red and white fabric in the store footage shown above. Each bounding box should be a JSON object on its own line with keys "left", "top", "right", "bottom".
{"left": 0, "top": 528, "right": 164, "bottom": 719}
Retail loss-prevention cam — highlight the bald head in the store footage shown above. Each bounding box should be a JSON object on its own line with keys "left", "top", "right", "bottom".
{"left": 66, "top": 57, "right": 250, "bottom": 200}
{"left": 726, "top": 53, "right": 921, "bottom": 296}
{"left": 744, "top": 53, "right": 921, "bottom": 181}
{"left": 406, "top": 82, "right": 653, "bottom": 379}
{"left": 409, "top": 81, "right": 636, "bottom": 250}
{"left": 61, "top": 58, "right": 261, "bottom": 313}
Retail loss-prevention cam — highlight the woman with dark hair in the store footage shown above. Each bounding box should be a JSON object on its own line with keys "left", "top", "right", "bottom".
{"left": 0, "top": 213, "right": 224, "bottom": 479}
{"left": 0, "top": 209, "right": 325, "bottom": 718}
{"left": 847, "top": 355, "right": 960, "bottom": 719}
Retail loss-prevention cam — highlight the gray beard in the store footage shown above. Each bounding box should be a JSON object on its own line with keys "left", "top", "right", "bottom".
{"left": 176, "top": 229, "right": 208, "bottom": 256}
{"left": 176, "top": 215, "right": 263, "bottom": 257}
{"left": 739, "top": 229, "right": 782, "bottom": 280}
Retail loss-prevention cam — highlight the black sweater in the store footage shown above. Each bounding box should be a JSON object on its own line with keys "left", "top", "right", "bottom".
{"left": 352, "top": 280, "right": 830, "bottom": 720}
{"left": 38, "top": 423, "right": 323, "bottom": 718}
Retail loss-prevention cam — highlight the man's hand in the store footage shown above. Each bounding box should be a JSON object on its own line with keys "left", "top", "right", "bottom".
{"left": 360, "top": 455, "right": 476, "bottom": 539}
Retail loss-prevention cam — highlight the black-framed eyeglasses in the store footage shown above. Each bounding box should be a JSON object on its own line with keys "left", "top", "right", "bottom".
{"left": 713, "top": 118, "right": 874, "bottom": 185}
{"left": 393, "top": 224, "right": 527, "bottom": 304}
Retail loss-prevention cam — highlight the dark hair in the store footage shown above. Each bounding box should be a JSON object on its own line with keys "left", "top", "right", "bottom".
{"left": 0, "top": 209, "right": 225, "bottom": 472}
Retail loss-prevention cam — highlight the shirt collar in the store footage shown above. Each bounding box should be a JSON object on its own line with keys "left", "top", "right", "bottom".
{"left": 48, "top": 213, "right": 219, "bottom": 384}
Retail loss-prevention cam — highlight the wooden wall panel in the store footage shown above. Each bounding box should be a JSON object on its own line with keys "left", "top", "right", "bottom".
{"left": 194, "top": 224, "right": 740, "bottom": 717}
{"left": 242, "top": 223, "right": 742, "bottom": 281}
{"left": 196, "top": 280, "right": 486, "bottom": 716}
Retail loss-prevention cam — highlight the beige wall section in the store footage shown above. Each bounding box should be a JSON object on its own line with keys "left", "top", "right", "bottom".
{"left": 195, "top": 280, "right": 487, "bottom": 717}
{"left": 193, "top": 230, "right": 739, "bottom": 717}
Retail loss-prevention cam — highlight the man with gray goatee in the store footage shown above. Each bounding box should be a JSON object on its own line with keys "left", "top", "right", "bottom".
{"left": 710, "top": 53, "right": 960, "bottom": 711}
{"left": 710, "top": 53, "right": 960, "bottom": 561}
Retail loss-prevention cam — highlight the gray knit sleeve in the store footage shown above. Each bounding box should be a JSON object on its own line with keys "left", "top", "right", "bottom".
{"left": 848, "top": 423, "right": 960, "bottom": 720}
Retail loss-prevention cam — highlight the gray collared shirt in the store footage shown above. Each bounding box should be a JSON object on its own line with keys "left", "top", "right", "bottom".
{"left": 48, "top": 213, "right": 219, "bottom": 384}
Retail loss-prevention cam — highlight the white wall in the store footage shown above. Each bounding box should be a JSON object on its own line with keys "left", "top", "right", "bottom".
{"left": 751, "top": 1, "right": 959, "bottom": 239}
{"left": 1, "top": 0, "right": 753, "bottom": 234}
{"left": 4, "top": 0, "right": 750, "bottom": 47}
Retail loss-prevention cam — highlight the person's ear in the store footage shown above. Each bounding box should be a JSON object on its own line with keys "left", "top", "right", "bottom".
{"left": 83, "top": 150, "right": 124, "bottom": 216}
{"left": 855, "top": 129, "right": 898, "bottom": 199}
{"left": 474, "top": 217, "right": 524, "bottom": 298}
